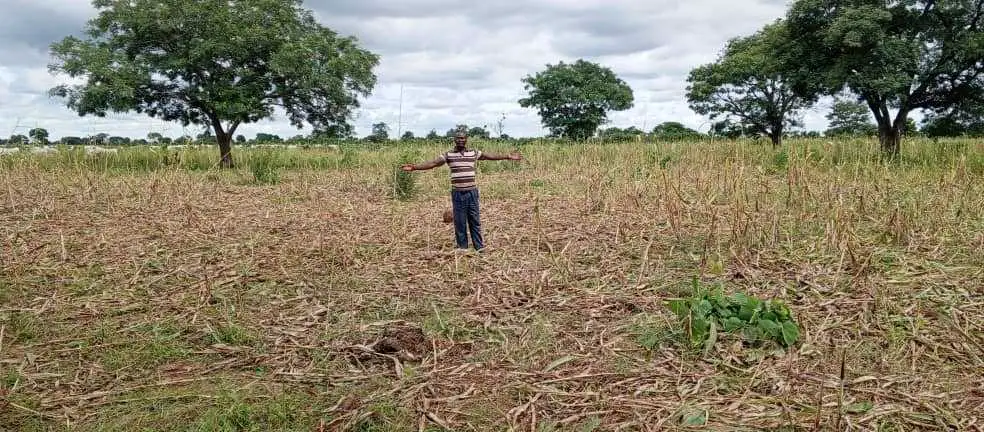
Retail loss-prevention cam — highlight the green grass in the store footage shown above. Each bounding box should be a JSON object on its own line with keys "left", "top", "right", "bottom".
{"left": 1, "top": 136, "right": 982, "bottom": 176}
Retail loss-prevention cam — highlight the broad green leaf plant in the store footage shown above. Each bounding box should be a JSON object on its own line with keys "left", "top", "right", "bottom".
{"left": 667, "top": 277, "right": 800, "bottom": 353}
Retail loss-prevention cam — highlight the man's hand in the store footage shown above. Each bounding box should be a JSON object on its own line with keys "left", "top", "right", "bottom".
{"left": 403, "top": 157, "right": 446, "bottom": 171}
{"left": 480, "top": 151, "right": 523, "bottom": 161}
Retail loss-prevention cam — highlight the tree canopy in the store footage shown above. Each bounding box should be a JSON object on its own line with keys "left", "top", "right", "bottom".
{"left": 467, "top": 126, "right": 491, "bottom": 139}
{"left": 47, "top": 0, "right": 379, "bottom": 167}
{"left": 686, "top": 22, "right": 816, "bottom": 147}
{"left": 28, "top": 128, "right": 50, "bottom": 145}
{"left": 369, "top": 122, "right": 389, "bottom": 142}
{"left": 921, "top": 104, "right": 984, "bottom": 137}
{"left": 598, "top": 126, "right": 646, "bottom": 141}
{"left": 778, "top": 0, "right": 984, "bottom": 156}
{"left": 651, "top": 122, "right": 704, "bottom": 140}
{"left": 824, "top": 98, "right": 877, "bottom": 137}
{"left": 518, "top": 59, "right": 634, "bottom": 140}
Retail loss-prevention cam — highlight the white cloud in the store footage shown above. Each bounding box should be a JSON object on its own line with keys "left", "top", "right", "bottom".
{"left": 0, "top": 0, "right": 846, "bottom": 140}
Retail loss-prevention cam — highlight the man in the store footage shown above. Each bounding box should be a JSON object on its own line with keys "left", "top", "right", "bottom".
{"left": 401, "top": 131, "right": 522, "bottom": 252}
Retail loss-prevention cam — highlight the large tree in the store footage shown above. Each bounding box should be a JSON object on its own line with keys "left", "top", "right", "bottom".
{"left": 48, "top": 0, "right": 379, "bottom": 167}
{"left": 368, "top": 122, "right": 389, "bottom": 142}
{"left": 686, "top": 22, "right": 816, "bottom": 147}
{"left": 650, "top": 122, "right": 703, "bottom": 140}
{"left": 312, "top": 123, "right": 355, "bottom": 140}
{"left": 598, "top": 126, "right": 646, "bottom": 141}
{"left": 445, "top": 124, "right": 469, "bottom": 138}
{"left": 825, "top": 98, "right": 878, "bottom": 137}
{"left": 920, "top": 103, "right": 984, "bottom": 137}
{"left": 779, "top": 0, "right": 984, "bottom": 157}
{"left": 711, "top": 120, "right": 755, "bottom": 139}
{"left": 28, "top": 128, "right": 50, "bottom": 145}
{"left": 467, "top": 126, "right": 491, "bottom": 139}
{"left": 518, "top": 59, "right": 634, "bottom": 140}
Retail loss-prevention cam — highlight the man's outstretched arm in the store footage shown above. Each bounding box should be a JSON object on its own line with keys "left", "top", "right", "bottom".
{"left": 479, "top": 151, "right": 522, "bottom": 161}
{"left": 401, "top": 156, "right": 446, "bottom": 171}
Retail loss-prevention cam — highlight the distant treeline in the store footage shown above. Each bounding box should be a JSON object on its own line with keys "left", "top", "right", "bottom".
{"left": 6, "top": 118, "right": 981, "bottom": 149}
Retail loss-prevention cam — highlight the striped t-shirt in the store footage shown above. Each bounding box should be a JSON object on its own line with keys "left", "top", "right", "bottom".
{"left": 441, "top": 149, "right": 482, "bottom": 190}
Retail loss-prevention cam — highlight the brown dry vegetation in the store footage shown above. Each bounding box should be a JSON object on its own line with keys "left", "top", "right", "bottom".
{"left": 1, "top": 139, "right": 983, "bottom": 431}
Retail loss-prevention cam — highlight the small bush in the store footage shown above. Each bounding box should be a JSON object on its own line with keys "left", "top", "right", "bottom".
{"left": 770, "top": 150, "right": 789, "bottom": 173}
{"left": 211, "top": 324, "right": 257, "bottom": 347}
{"left": 660, "top": 155, "right": 673, "bottom": 169}
{"left": 336, "top": 146, "right": 358, "bottom": 169}
{"left": 667, "top": 277, "right": 800, "bottom": 353}
{"left": 392, "top": 151, "right": 417, "bottom": 201}
{"left": 248, "top": 150, "right": 280, "bottom": 184}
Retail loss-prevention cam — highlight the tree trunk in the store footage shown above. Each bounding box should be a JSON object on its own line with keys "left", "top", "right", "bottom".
{"left": 766, "top": 120, "right": 784, "bottom": 147}
{"left": 768, "top": 128, "right": 782, "bottom": 148}
{"left": 206, "top": 113, "right": 239, "bottom": 169}
{"left": 878, "top": 128, "right": 901, "bottom": 158}
{"left": 877, "top": 111, "right": 907, "bottom": 159}
{"left": 217, "top": 133, "right": 234, "bottom": 168}
{"left": 863, "top": 96, "right": 905, "bottom": 160}
{"left": 769, "top": 133, "right": 782, "bottom": 147}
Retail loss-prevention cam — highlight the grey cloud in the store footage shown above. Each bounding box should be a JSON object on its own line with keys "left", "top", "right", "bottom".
{"left": 317, "top": 17, "right": 446, "bottom": 56}
{"left": 415, "top": 99, "right": 471, "bottom": 110}
{"left": 309, "top": 0, "right": 572, "bottom": 24}
{"left": 0, "top": 44, "right": 49, "bottom": 68}
{"left": 314, "top": 1, "right": 669, "bottom": 57}
{"left": 307, "top": 0, "right": 461, "bottom": 19}
{"left": 378, "top": 60, "right": 495, "bottom": 89}
{"left": 0, "top": 2, "right": 87, "bottom": 63}
{"left": 552, "top": 31, "right": 665, "bottom": 58}
{"left": 0, "top": 0, "right": 838, "bottom": 139}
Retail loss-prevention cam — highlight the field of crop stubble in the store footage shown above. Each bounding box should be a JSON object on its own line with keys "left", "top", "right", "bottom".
{"left": 1, "top": 138, "right": 982, "bottom": 431}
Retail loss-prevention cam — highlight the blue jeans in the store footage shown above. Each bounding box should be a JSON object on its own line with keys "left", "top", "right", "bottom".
{"left": 451, "top": 189, "right": 483, "bottom": 250}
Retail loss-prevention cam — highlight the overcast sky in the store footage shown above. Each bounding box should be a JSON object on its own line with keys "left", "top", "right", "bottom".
{"left": 0, "top": 0, "right": 846, "bottom": 140}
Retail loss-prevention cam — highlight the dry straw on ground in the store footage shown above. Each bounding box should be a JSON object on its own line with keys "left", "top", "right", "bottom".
{"left": 0, "top": 140, "right": 982, "bottom": 431}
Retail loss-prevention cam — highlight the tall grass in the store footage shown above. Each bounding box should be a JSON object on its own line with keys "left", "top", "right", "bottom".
{"left": 1, "top": 137, "right": 981, "bottom": 176}
{"left": 0, "top": 145, "right": 340, "bottom": 174}
{"left": 247, "top": 149, "right": 282, "bottom": 184}
{"left": 392, "top": 150, "right": 419, "bottom": 200}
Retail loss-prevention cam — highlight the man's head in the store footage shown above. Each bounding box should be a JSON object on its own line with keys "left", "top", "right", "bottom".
{"left": 453, "top": 131, "right": 467, "bottom": 150}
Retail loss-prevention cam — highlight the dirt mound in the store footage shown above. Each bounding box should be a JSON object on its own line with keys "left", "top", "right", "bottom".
{"left": 373, "top": 323, "right": 428, "bottom": 360}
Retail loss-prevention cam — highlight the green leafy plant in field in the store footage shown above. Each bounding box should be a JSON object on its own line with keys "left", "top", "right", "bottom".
{"left": 336, "top": 145, "right": 358, "bottom": 169}
{"left": 769, "top": 149, "right": 789, "bottom": 173}
{"left": 392, "top": 151, "right": 417, "bottom": 201}
{"left": 248, "top": 150, "right": 280, "bottom": 185}
{"left": 667, "top": 277, "right": 800, "bottom": 353}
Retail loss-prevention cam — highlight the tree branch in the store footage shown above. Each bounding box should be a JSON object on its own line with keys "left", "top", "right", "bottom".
{"left": 206, "top": 111, "right": 225, "bottom": 136}
{"left": 228, "top": 120, "right": 242, "bottom": 136}
{"left": 907, "top": 0, "right": 983, "bottom": 109}
{"left": 969, "top": 0, "right": 984, "bottom": 31}
{"left": 921, "top": 0, "right": 937, "bottom": 18}
{"left": 863, "top": 92, "right": 888, "bottom": 128}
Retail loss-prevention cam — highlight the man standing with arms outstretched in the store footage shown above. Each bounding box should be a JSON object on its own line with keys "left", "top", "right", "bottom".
{"left": 401, "top": 131, "right": 522, "bottom": 253}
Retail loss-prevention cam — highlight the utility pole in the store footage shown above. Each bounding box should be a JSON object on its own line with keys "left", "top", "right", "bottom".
{"left": 642, "top": 102, "right": 649, "bottom": 132}
{"left": 396, "top": 84, "right": 404, "bottom": 139}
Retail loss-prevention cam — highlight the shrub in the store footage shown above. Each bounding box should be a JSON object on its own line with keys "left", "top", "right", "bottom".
{"left": 392, "top": 151, "right": 417, "bottom": 201}
{"left": 248, "top": 150, "right": 280, "bottom": 184}
{"left": 667, "top": 277, "right": 800, "bottom": 353}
